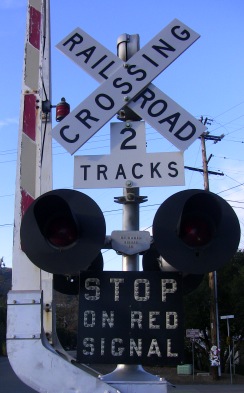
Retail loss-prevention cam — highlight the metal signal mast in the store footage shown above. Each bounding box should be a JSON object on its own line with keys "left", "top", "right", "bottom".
{"left": 11, "top": 0, "right": 53, "bottom": 325}
{"left": 7, "top": 2, "right": 118, "bottom": 392}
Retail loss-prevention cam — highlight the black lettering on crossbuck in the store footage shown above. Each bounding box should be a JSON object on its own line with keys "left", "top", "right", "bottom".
{"left": 53, "top": 19, "right": 206, "bottom": 154}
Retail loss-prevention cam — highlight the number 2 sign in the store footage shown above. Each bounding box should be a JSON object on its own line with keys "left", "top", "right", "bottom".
{"left": 74, "top": 121, "right": 185, "bottom": 189}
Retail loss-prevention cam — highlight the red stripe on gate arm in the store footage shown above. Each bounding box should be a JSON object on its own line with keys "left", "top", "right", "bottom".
{"left": 21, "top": 189, "right": 34, "bottom": 217}
{"left": 23, "top": 94, "right": 36, "bottom": 141}
{"left": 29, "top": 6, "right": 41, "bottom": 50}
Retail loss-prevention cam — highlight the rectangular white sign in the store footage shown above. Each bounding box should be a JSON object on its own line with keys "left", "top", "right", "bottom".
{"left": 74, "top": 151, "right": 185, "bottom": 188}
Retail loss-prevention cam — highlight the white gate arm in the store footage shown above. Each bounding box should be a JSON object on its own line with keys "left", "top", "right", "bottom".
{"left": 7, "top": 290, "right": 118, "bottom": 393}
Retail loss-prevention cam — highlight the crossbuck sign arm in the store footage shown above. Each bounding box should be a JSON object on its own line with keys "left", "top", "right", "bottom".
{"left": 52, "top": 19, "right": 206, "bottom": 154}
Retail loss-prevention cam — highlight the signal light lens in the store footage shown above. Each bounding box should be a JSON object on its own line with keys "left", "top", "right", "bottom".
{"left": 46, "top": 216, "right": 78, "bottom": 248}
{"left": 20, "top": 189, "right": 106, "bottom": 274}
{"left": 153, "top": 189, "right": 240, "bottom": 274}
{"left": 179, "top": 214, "right": 213, "bottom": 247}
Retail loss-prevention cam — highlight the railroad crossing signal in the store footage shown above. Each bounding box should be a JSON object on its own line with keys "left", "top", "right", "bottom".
{"left": 52, "top": 19, "right": 207, "bottom": 154}
{"left": 152, "top": 189, "right": 240, "bottom": 274}
{"left": 20, "top": 189, "right": 106, "bottom": 274}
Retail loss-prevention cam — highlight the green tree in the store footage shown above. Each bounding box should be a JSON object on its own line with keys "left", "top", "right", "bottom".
{"left": 184, "top": 251, "right": 244, "bottom": 373}
{"left": 0, "top": 263, "right": 12, "bottom": 355}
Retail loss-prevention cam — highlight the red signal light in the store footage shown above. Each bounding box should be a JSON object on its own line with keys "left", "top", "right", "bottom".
{"left": 46, "top": 216, "right": 78, "bottom": 248}
{"left": 152, "top": 189, "right": 240, "bottom": 274}
{"left": 179, "top": 214, "right": 214, "bottom": 247}
{"left": 20, "top": 189, "right": 106, "bottom": 274}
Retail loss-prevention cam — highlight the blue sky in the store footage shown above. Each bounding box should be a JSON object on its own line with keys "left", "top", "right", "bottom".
{"left": 1, "top": 0, "right": 244, "bottom": 270}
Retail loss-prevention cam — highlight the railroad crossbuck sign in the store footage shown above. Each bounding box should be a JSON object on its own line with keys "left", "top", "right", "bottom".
{"left": 52, "top": 19, "right": 207, "bottom": 154}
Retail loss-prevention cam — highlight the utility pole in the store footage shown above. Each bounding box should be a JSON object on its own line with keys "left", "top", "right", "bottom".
{"left": 200, "top": 117, "right": 224, "bottom": 380}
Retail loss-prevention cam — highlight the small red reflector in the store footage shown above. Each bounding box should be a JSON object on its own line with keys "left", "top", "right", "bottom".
{"left": 56, "top": 97, "right": 70, "bottom": 122}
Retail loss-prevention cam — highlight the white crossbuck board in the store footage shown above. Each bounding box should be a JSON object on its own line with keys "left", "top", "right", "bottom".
{"left": 74, "top": 122, "right": 185, "bottom": 188}
{"left": 53, "top": 19, "right": 206, "bottom": 154}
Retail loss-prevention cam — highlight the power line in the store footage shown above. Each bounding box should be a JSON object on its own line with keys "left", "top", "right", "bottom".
{"left": 217, "top": 182, "right": 244, "bottom": 195}
{"left": 224, "top": 138, "right": 244, "bottom": 144}
{"left": 214, "top": 100, "right": 244, "bottom": 119}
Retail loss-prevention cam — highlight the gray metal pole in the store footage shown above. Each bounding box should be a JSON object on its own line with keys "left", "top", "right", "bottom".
{"left": 101, "top": 33, "right": 162, "bottom": 384}
{"left": 118, "top": 36, "right": 144, "bottom": 378}
{"left": 227, "top": 318, "right": 233, "bottom": 384}
{"left": 122, "top": 187, "right": 139, "bottom": 271}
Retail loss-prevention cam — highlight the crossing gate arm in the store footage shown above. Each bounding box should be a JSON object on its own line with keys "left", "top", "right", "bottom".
{"left": 7, "top": 290, "right": 118, "bottom": 393}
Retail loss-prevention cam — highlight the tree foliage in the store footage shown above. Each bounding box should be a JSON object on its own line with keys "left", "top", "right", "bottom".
{"left": 184, "top": 250, "right": 244, "bottom": 372}
{"left": 0, "top": 266, "right": 11, "bottom": 355}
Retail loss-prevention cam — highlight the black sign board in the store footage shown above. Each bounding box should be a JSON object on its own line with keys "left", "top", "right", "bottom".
{"left": 77, "top": 271, "right": 183, "bottom": 365}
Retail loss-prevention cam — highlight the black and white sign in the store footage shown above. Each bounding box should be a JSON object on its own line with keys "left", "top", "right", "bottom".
{"left": 186, "top": 329, "right": 200, "bottom": 339}
{"left": 74, "top": 122, "right": 185, "bottom": 188}
{"left": 52, "top": 19, "right": 206, "bottom": 154}
{"left": 77, "top": 271, "right": 184, "bottom": 365}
